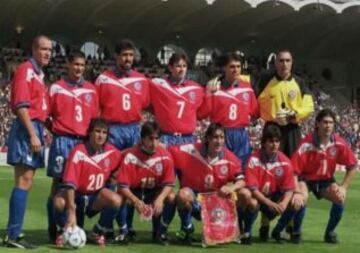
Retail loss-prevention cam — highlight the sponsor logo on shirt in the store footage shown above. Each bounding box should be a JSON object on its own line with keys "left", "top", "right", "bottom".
{"left": 275, "top": 167, "right": 284, "bottom": 177}
{"left": 134, "top": 81, "right": 142, "bottom": 91}
{"left": 155, "top": 162, "right": 163, "bottom": 174}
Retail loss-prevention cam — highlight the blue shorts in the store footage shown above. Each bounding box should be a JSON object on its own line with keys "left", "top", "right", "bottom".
{"left": 74, "top": 191, "right": 100, "bottom": 228}
{"left": 47, "top": 135, "right": 81, "bottom": 179}
{"left": 109, "top": 122, "right": 140, "bottom": 150}
{"left": 224, "top": 127, "right": 251, "bottom": 167}
{"left": 306, "top": 178, "right": 336, "bottom": 199}
{"left": 7, "top": 118, "right": 45, "bottom": 169}
{"left": 260, "top": 192, "right": 284, "bottom": 220}
{"left": 160, "top": 133, "right": 194, "bottom": 147}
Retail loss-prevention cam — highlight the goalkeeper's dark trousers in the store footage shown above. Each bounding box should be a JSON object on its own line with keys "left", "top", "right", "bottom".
{"left": 279, "top": 123, "right": 302, "bottom": 157}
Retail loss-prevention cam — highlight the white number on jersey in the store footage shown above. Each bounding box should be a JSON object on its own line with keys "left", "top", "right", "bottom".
{"left": 87, "top": 174, "right": 104, "bottom": 191}
{"left": 176, "top": 101, "right": 185, "bottom": 119}
{"left": 75, "top": 105, "right": 83, "bottom": 122}
{"left": 140, "top": 177, "right": 156, "bottom": 189}
{"left": 122, "top": 93, "right": 131, "bottom": 111}
{"left": 229, "top": 103, "right": 238, "bottom": 120}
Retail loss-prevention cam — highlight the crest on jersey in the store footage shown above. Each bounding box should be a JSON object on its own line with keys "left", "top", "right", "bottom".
{"left": 275, "top": 167, "right": 284, "bottom": 177}
{"left": 329, "top": 147, "right": 337, "bottom": 157}
{"left": 134, "top": 81, "right": 142, "bottom": 91}
{"left": 104, "top": 158, "right": 110, "bottom": 168}
{"left": 210, "top": 207, "right": 227, "bottom": 224}
{"left": 85, "top": 94, "right": 92, "bottom": 103}
{"left": 220, "top": 165, "right": 228, "bottom": 175}
{"left": 189, "top": 91, "right": 196, "bottom": 101}
{"left": 242, "top": 92, "right": 249, "bottom": 102}
{"left": 155, "top": 163, "right": 163, "bottom": 174}
{"left": 288, "top": 90, "right": 296, "bottom": 100}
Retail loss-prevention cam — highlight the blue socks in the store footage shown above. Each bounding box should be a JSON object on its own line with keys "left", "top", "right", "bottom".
{"left": 7, "top": 188, "right": 28, "bottom": 240}
{"left": 273, "top": 208, "right": 296, "bottom": 233}
{"left": 326, "top": 203, "right": 344, "bottom": 234}
{"left": 293, "top": 206, "right": 306, "bottom": 234}
{"left": 178, "top": 207, "right": 193, "bottom": 231}
{"left": 244, "top": 209, "right": 258, "bottom": 234}
{"left": 159, "top": 202, "right": 176, "bottom": 234}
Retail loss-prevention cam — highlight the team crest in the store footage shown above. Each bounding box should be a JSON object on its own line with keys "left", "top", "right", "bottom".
{"left": 189, "top": 91, "right": 196, "bottom": 101}
{"left": 275, "top": 167, "right": 284, "bottom": 177}
{"left": 220, "top": 165, "right": 228, "bottom": 175}
{"left": 85, "top": 94, "right": 92, "bottom": 103}
{"left": 104, "top": 158, "right": 110, "bottom": 168}
{"left": 155, "top": 163, "right": 163, "bottom": 174}
{"left": 134, "top": 81, "right": 142, "bottom": 91}
{"left": 288, "top": 90, "right": 296, "bottom": 100}
{"left": 210, "top": 207, "right": 227, "bottom": 224}
{"left": 242, "top": 92, "right": 249, "bottom": 102}
{"left": 329, "top": 147, "right": 337, "bottom": 157}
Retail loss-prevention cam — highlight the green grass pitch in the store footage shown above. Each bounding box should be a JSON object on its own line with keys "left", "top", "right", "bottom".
{"left": 0, "top": 167, "right": 359, "bottom": 252}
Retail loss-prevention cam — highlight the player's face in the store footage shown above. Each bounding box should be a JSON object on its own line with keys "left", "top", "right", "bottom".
{"left": 264, "top": 138, "right": 280, "bottom": 156}
{"left": 67, "top": 57, "right": 86, "bottom": 81}
{"left": 207, "top": 129, "right": 225, "bottom": 155}
{"left": 316, "top": 116, "right": 335, "bottom": 138}
{"left": 89, "top": 126, "right": 108, "bottom": 149}
{"left": 33, "top": 37, "right": 52, "bottom": 67}
{"left": 224, "top": 60, "right": 241, "bottom": 82}
{"left": 116, "top": 49, "right": 134, "bottom": 71}
{"left": 142, "top": 134, "right": 160, "bottom": 153}
{"left": 168, "top": 59, "right": 187, "bottom": 81}
{"left": 275, "top": 52, "right": 292, "bottom": 79}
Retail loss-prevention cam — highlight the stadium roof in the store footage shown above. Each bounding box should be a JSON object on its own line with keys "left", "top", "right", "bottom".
{"left": 1, "top": 0, "right": 360, "bottom": 60}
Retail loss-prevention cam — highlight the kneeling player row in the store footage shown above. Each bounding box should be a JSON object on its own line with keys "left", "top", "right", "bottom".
{"left": 52, "top": 110, "right": 357, "bottom": 247}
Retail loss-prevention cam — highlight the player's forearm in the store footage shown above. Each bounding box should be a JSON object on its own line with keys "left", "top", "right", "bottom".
{"left": 340, "top": 168, "right": 357, "bottom": 189}
{"left": 279, "top": 191, "right": 293, "bottom": 207}
{"left": 231, "top": 179, "right": 246, "bottom": 192}
{"left": 17, "top": 107, "right": 37, "bottom": 137}
{"left": 65, "top": 188, "right": 76, "bottom": 214}
{"left": 155, "top": 186, "right": 173, "bottom": 203}
{"left": 252, "top": 190, "right": 271, "bottom": 206}
{"left": 118, "top": 187, "right": 140, "bottom": 205}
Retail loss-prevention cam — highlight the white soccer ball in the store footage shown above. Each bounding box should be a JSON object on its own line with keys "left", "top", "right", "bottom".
{"left": 63, "top": 225, "right": 87, "bottom": 249}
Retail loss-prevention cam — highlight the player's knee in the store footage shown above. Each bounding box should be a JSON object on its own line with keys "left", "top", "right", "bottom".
{"left": 165, "top": 191, "right": 176, "bottom": 204}
{"left": 53, "top": 195, "right": 65, "bottom": 211}
{"left": 176, "top": 188, "right": 193, "bottom": 207}
{"left": 237, "top": 188, "right": 252, "bottom": 207}
{"left": 248, "top": 198, "right": 259, "bottom": 211}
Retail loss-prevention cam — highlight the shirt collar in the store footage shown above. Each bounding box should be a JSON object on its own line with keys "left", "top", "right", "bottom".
{"left": 200, "top": 143, "right": 225, "bottom": 160}
{"left": 140, "top": 144, "right": 156, "bottom": 156}
{"left": 112, "top": 66, "right": 132, "bottom": 78}
{"left": 64, "top": 76, "right": 84, "bottom": 87}
{"left": 275, "top": 72, "right": 293, "bottom": 81}
{"left": 220, "top": 75, "right": 240, "bottom": 89}
{"left": 260, "top": 148, "right": 278, "bottom": 163}
{"left": 168, "top": 77, "right": 187, "bottom": 86}
{"left": 85, "top": 141, "right": 104, "bottom": 156}
{"left": 29, "top": 58, "right": 43, "bottom": 75}
{"left": 312, "top": 131, "right": 335, "bottom": 149}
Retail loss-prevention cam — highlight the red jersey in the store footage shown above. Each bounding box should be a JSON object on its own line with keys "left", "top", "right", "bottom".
{"left": 117, "top": 145, "right": 175, "bottom": 189}
{"left": 63, "top": 143, "right": 122, "bottom": 194}
{"left": 95, "top": 69, "right": 150, "bottom": 123}
{"left": 150, "top": 78, "right": 204, "bottom": 133}
{"left": 49, "top": 79, "right": 99, "bottom": 136}
{"left": 169, "top": 143, "right": 243, "bottom": 192}
{"left": 291, "top": 133, "right": 357, "bottom": 181}
{"left": 245, "top": 150, "right": 295, "bottom": 195}
{"left": 198, "top": 81, "right": 258, "bottom": 127}
{"left": 10, "top": 59, "right": 49, "bottom": 122}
